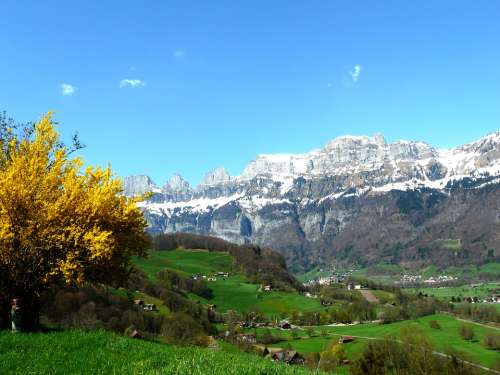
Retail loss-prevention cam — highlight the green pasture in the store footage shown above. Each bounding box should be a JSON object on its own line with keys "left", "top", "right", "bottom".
{"left": 255, "top": 314, "right": 500, "bottom": 369}
{"left": 133, "top": 249, "right": 325, "bottom": 317}
{"left": 409, "top": 282, "right": 500, "bottom": 301}
{"left": 0, "top": 330, "right": 319, "bottom": 375}
{"left": 133, "top": 249, "right": 234, "bottom": 280}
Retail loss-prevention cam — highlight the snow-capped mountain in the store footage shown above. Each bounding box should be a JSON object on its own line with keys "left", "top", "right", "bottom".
{"left": 125, "top": 132, "right": 500, "bottom": 271}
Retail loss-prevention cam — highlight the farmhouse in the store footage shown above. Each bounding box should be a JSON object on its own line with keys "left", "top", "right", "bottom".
{"left": 130, "top": 329, "right": 143, "bottom": 339}
{"left": 268, "top": 350, "right": 305, "bottom": 365}
{"left": 143, "top": 303, "right": 156, "bottom": 311}
{"left": 277, "top": 320, "right": 292, "bottom": 330}
{"left": 234, "top": 333, "right": 257, "bottom": 344}
{"left": 338, "top": 335, "right": 355, "bottom": 343}
{"left": 347, "top": 283, "right": 362, "bottom": 290}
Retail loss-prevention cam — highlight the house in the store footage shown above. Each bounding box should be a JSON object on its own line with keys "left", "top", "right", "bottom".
{"left": 262, "top": 285, "right": 272, "bottom": 291}
{"left": 278, "top": 320, "right": 292, "bottom": 330}
{"left": 338, "top": 335, "right": 355, "bottom": 344}
{"left": 143, "top": 303, "right": 156, "bottom": 311}
{"left": 234, "top": 333, "right": 257, "bottom": 344}
{"left": 347, "top": 283, "right": 362, "bottom": 290}
{"left": 347, "top": 283, "right": 363, "bottom": 290}
{"left": 130, "top": 330, "right": 143, "bottom": 339}
{"left": 268, "top": 350, "right": 305, "bottom": 365}
{"left": 207, "top": 304, "right": 217, "bottom": 311}
{"left": 240, "top": 322, "right": 256, "bottom": 328}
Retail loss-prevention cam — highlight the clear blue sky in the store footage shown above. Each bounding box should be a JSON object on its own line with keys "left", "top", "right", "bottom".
{"left": 1, "top": 1, "right": 499, "bottom": 186}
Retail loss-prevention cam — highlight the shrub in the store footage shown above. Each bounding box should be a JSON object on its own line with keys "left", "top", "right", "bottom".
{"left": 428, "top": 320, "right": 441, "bottom": 329}
{"left": 483, "top": 332, "right": 500, "bottom": 350}
{"left": 318, "top": 342, "right": 345, "bottom": 371}
{"left": 258, "top": 329, "right": 281, "bottom": 345}
{"left": 458, "top": 325, "right": 475, "bottom": 341}
{"left": 161, "top": 312, "right": 208, "bottom": 346}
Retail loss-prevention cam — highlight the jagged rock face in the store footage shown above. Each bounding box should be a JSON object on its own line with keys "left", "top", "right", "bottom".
{"left": 200, "top": 167, "right": 231, "bottom": 186}
{"left": 124, "top": 132, "right": 500, "bottom": 271}
{"left": 164, "top": 173, "right": 191, "bottom": 193}
{"left": 122, "top": 175, "right": 160, "bottom": 196}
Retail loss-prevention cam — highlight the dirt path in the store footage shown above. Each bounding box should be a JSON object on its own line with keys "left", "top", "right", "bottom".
{"left": 359, "top": 289, "right": 379, "bottom": 303}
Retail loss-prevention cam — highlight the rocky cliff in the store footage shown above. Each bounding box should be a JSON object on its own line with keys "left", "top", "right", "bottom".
{"left": 124, "top": 132, "right": 500, "bottom": 271}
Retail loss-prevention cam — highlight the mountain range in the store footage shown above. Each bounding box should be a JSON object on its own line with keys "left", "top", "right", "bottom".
{"left": 124, "top": 132, "right": 500, "bottom": 272}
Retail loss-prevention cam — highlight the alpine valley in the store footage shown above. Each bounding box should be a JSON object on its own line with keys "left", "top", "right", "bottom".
{"left": 124, "top": 132, "right": 500, "bottom": 272}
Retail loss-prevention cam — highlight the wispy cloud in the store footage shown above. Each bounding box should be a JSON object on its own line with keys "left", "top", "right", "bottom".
{"left": 119, "top": 79, "right": 146, "bottom": 88}
{"left": 349, "top": 65, "right": 362, "bottom": 83}
{"left": 61, "top": 83, "right": 76, "bottom": 96}
{"left": 173, "top": 50, "right": 185, "bottom": 58}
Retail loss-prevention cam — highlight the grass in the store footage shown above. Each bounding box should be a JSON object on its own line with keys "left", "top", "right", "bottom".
{"left": 321, "top": 314, "right": 499, "bottom": 368}
{"left": 133, "top": 249, "right": 234, "bottom": 280}
{"left": 256, "top": 314, "right": 500, "bottom": 369}
{"left": 0, "top": 330, "right": 320, "bottom": 375}
{"left": 133, "top": 249, "right": 326, "bottom": 317}
{"left": 205, "top": 275, "right": 324, "bottom": 317}
{"left": 409, "top": 282, "right": 500, "bottom": 302}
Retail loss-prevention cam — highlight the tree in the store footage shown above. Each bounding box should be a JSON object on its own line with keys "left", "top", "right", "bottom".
{"left": 428, "top": 320, "right": 441, "bottom": 329}
{"left": 318, "top": 341, "right": 345, "bottom": 371}
{"left": 0, "top": 113, "right": 149, "bottom": 330}
{"left": 459, "top": 325, "right": 475, "bottom": 341}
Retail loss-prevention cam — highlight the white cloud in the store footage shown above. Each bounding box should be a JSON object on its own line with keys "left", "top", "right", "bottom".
{"left": 349, "top": 65, "right": 362, "bottom": 82}
{"left": 173, "top": 50, "right": 185, "bottom": 58}
{"left": 61, "top": 83, "right": 76, "bottom": 96}
{"left": 119, "top": 79, "right": 146, "bottom": 88}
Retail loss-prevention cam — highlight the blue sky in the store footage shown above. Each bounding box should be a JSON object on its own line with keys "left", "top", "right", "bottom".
{"left": 1, "top": 1, "right": 499, "bottom": 186}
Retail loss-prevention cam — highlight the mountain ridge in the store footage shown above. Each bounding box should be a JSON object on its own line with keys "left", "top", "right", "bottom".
{"left": 125, "top": 131, "right": 500, "bottom": 195}
{"left": 125, "top": 131, "right": 500, "bottom": 271}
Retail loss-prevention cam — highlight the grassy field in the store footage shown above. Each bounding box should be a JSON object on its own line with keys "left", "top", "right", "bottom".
{"left": 133, "top": 249, "right": 234, "bottom": 280}
{"left": 351, "top": 262, "right": 500, "bottom": 285}
{"left": 133, "top": 249, "right": 325, "bottom": 317}
{"left": 198, "top": 274, "right": 324, "bottom": 317}
{"left": 0, "top": 330, "right": 320, "bottom": 375}
{"left": 263, "top": 314, "right": 499, "bottom": 369}
{"left": 296, "top": 267, "right": 333, "bottom": 283}
{"left": 409, "top": 282, "right": 500, "bottom": 302}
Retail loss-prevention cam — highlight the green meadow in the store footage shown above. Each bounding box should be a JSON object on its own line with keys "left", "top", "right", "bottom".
{"left": 263, "top": 314, "right": 499, "bottom": 369}
{"left": 132, "top": 249, "right": 234, "bottom": 280}
{"left": 0, "top": 330, "right": 318, "bottom": 375}
{"left": 133, "top": 249, "right": 325, "bottom": 317}
{"left": 409, "top": 282, "right": 500, "bottom": 302}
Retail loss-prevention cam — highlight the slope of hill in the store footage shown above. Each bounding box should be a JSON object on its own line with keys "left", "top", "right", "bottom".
{"left": 124, "top": 132, "right": 500, "bottom": 271}
{"left": 0, "top": 330, "right": 317, "bottom": 375}
{"left": 133, "top": 248, "right": 325, "bottom": 317}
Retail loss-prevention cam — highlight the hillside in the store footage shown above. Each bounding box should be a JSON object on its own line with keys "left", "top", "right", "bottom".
{"left": 0, "top": 330, "right": 317, "bottom": 375}
{"left": 133, "top": 248, "right": 325, "bottom": 317}
{"left": 125, "top": 132, "right": 500, "bottom": 272}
